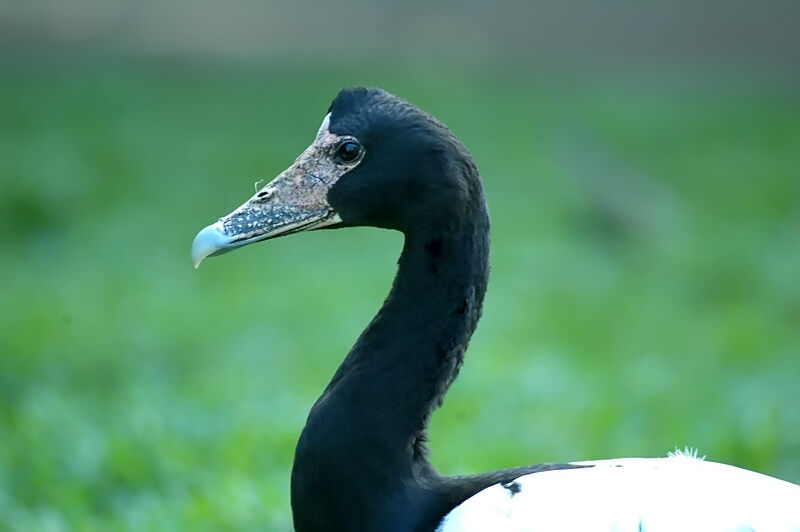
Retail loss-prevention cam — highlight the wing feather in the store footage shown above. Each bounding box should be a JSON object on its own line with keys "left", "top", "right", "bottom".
{"left": 437, "top": 454, "right": 800, "bottom": 532}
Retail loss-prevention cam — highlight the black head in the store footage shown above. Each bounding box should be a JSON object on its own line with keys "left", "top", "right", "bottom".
{"left": 191, "top": 87, "right": 484, "bottom": 266}
{"left": 327, "top": 88, "right": 480, "bottom": 235}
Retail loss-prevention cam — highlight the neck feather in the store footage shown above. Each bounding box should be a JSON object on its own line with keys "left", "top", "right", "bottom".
{"left": 291, "top": 191, "right": 490, "bottom": 531}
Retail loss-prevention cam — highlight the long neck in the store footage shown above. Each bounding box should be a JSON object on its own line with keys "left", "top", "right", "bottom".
{"left": 291, "top": 196, "right": 490, "bottom": 531}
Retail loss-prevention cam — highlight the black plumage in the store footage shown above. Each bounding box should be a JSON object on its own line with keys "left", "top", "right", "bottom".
{"left": 194, "top": 88, "right": 579, "bottom": 532}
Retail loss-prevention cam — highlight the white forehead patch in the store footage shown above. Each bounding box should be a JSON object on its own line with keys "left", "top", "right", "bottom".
{"left": 316, "top": 113, "right": 331, "bottom": 138}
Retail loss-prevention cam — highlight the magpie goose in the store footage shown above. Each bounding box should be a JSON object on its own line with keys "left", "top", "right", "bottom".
{"left": 192, "top": 87, "right": 800, "bottom": 531}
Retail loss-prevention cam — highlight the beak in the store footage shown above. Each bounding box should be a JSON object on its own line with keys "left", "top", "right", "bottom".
{"left": 192, "top": 114, "right": 352, "bottom": 268}
{"left": 191, "top": 210, "right": 341, "bottom": 269}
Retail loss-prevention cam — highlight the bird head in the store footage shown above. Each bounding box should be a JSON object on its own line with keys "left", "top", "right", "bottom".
{"left": 192, "top": 87, "right": 479, "bottom": 268}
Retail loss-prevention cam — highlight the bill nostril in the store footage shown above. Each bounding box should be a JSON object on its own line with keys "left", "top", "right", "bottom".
{"left": 256, "top": 189, "right": 273, "bottom": 200}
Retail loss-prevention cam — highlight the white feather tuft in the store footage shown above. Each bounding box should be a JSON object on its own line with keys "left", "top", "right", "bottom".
{"left": 667, "top": 446, "right": 705, "bottom": 461}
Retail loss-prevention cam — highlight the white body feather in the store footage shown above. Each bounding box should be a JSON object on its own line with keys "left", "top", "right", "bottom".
{"left": 437, "top": 452, "right": 800, "bottom": 532}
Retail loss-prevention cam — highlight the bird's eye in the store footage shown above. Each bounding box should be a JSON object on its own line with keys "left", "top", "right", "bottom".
{"left": 334, "top": 140, "right": 363, "bottom": 164}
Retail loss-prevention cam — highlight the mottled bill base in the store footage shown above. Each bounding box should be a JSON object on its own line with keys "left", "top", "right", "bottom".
{"left": 191, "top": 113, "right": 354, "bottom": 267}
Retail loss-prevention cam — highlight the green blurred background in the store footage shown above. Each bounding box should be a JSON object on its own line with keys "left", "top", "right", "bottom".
{"left": 2, "top": 1, "right": 799, "bottom": 529}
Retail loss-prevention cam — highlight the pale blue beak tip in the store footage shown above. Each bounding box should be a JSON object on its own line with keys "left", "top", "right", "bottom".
{"left": 191, "top": 222, "right": 234, "bottom": 269}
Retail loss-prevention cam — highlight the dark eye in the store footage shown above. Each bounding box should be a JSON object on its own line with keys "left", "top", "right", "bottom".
{"left": 334, "top": 141, "right": 363, "bottom": 164}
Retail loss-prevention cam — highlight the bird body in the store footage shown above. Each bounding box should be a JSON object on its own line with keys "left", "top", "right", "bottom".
{"left": 438, "top": 452, "right": 800, "bottom": 531}
{"left": 192, "top": 87, "right": 800, "bottom": 531}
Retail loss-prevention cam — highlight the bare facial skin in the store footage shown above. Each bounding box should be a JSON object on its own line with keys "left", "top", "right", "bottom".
{"left": 192, "top": 114, "right": 363, "bottom": 267}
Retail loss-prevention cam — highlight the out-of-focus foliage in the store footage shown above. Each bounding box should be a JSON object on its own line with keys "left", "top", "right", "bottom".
{"left": 1, "top": 2, "right": 799, "bottom": 529}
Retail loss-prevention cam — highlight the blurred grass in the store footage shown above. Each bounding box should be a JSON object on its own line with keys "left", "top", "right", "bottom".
{"left": 1, "top": 58, "right": 799, "bottom": 530}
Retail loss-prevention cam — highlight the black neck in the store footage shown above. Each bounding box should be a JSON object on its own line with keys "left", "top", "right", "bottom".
{"left": 291, "top": 191, "right": 491, "bottom": 531}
